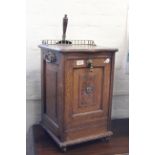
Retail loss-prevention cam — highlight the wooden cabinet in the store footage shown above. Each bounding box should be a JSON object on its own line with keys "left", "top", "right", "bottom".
{"left": 39, "top": 42, "right": 118, "bottom": 151}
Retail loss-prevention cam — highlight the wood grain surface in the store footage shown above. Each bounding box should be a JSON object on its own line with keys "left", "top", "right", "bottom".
{"left": 39, "top": 45, "right": 118, "bottom": 149}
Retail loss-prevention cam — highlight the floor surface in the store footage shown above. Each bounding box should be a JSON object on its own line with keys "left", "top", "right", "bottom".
{"left": 32, "top": 125, "right": 129, "bottom": 155}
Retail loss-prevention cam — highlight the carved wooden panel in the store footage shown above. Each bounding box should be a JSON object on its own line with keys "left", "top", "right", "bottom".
{"left": 45, "top": 63, "right": 58, "bottom": 124}
{"left": 65, "top": 58, "right": 111, "bottom": 130}
{"left": 73, "top": 68, "right": 103, "bottom": 115}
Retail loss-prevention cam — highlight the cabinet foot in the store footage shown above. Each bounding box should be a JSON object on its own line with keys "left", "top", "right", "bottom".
{"left": 101, "top": 136, "right": 111, "bottom": 143}
{"left": 105, "top": 136, "right": 111, "bottom": 143}
{"left": 61, "top": 147, "right": 67, "bottom": 153}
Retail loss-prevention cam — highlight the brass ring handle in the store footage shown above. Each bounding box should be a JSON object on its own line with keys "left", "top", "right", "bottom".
{"left": 44, "top": 51, "right": 56, "bottom": 63}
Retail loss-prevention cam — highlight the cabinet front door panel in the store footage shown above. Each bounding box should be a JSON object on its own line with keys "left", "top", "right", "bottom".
{"left": 65, "top": 57, "right": 111, "bottom": 130}
{"left": 73, "top": 68, "right": 103, "bottom": 115}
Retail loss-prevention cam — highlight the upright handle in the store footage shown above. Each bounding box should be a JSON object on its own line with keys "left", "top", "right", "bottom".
{"left": 62, "top": 14, "right": 68, "bottom": 41}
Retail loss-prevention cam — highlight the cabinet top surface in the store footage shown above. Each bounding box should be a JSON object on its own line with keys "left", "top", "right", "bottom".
{"left": 39, "top": 44, "right": 118, "bottom": 53}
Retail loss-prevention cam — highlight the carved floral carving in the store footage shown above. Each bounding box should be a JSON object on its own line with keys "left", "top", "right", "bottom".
{"left": 80, "top": 75, "right": 96, "bottom": 106}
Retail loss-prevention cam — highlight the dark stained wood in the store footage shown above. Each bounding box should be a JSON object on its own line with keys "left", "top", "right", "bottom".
{"left": 33, "top": 124, "right": 129, "bottom": 155}
{"left": 40, "top": 49, "right": 46, "bottom": 116}
{"left": 39, "top": 44, "right": 118, "bottom": 150}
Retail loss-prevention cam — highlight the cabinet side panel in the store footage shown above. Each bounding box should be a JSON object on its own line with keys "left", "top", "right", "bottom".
{"left": 40, "top": 49, "right": 61, "bottom": 138}
{"left": 45, "top": 63, "right": 58, "bottom": 123}
{"left": 41, "top": 49, "right": 46, "bottom": 115}
{"left": 46, "top": 64, "right": 57, "bottom": 122}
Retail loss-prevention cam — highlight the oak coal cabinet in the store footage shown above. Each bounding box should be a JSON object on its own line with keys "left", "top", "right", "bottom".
{"left": 38, "top": 15, "right": 118, "bottom": 152}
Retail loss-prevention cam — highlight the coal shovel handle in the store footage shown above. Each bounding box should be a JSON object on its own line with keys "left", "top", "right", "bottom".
{"left": 62, "top": 14, "right": 68, "bottom": 41}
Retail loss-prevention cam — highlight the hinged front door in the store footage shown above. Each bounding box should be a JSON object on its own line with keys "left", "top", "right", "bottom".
{"left": 65, "top": 56, "right": 111, "bottom": 132}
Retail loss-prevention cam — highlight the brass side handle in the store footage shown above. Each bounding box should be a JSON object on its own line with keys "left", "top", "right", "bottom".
{"left": 44, "top": 51, "right": 56, "bottom": 63}
{"left": 87, "top": 59, "right": 93, "bottom": 72}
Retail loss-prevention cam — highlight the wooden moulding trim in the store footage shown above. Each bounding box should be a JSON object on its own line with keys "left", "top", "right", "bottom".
{"left": 41, "top": 123, "right": 113, "bottom": 147}
{"left": 63, "top": 131, "right": 113, "bottom": 146}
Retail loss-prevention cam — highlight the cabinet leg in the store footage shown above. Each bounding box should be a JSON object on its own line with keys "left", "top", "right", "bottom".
{"left": 105, "top": 136, "right": 111, "bottom": 143}
{"left": 61, "top": 147, "right": 67, "bottom": 153}
{"left": 101, "top": 137, "right": 111, "bottom": 143}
